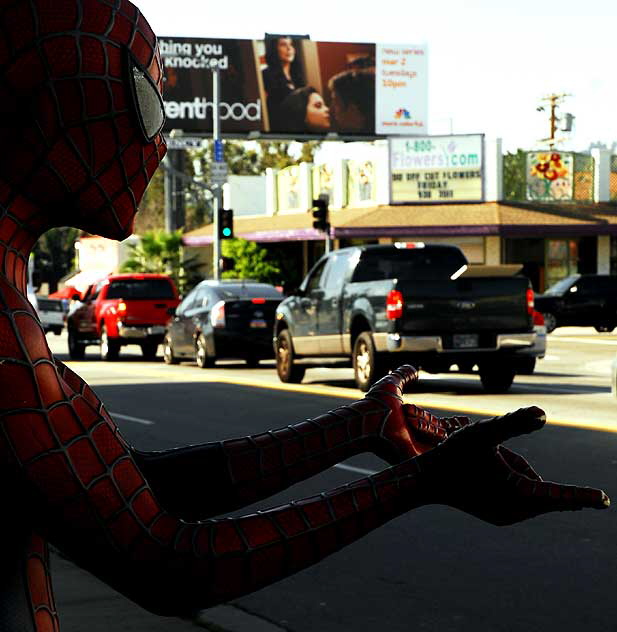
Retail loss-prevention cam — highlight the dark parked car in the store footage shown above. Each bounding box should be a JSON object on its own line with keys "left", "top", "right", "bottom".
{"left": 535, "top": 274, "right": 617, "bottom": 333}
{"left": 163, "top": 280, "right": 283, "bottom": 368}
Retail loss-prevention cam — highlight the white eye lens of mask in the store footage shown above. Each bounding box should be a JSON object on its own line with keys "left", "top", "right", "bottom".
{"left": 131, "top": 63, "right": 165, "bottom": 140}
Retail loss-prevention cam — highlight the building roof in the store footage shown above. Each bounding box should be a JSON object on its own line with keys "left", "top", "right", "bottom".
{"left": 182, "top": 201, "right": 617, "bottom": 245}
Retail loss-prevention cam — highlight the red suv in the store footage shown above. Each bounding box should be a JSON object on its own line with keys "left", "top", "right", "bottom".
{"left": 67, "top": 273, "right": 180, "bottom": 361}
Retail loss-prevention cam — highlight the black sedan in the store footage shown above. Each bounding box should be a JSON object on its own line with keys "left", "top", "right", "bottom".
{"left": 163, "top": 280, "right": 283, "bottom": 368}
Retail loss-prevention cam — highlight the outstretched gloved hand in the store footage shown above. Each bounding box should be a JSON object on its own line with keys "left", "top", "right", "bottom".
{"left": 403, "top": 405, "right": 610, "bottom": 525}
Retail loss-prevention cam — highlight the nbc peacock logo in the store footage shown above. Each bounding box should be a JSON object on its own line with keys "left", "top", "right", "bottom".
{"left": 394, "top": 108, "right": 411, "bottom": 120}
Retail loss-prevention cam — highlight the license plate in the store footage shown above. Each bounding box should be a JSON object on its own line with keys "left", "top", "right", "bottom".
{"left": 250, "top": 319, "right": 267, "bottom": 329}
{"left": 147, "top": 326, "right": 165, "bottom": 335}
{"left": 453, "top": 333, "right": 478, "bottom": 348}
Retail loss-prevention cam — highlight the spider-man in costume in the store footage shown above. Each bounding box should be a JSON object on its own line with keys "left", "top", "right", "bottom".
{"left": 0, "top": 1, "right": 609, "bottom": 630}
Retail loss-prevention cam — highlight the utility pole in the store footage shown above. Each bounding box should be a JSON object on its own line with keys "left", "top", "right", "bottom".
{"left": 212, "top": 68, "right": 222, "bottom": 280}
{"left": 537, "top": 93, "right": 572, "bottom": 149}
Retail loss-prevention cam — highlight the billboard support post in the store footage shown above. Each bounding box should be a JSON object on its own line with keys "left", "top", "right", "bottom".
{"left": 212, "top": 68, "right": 222, "bottom": 280}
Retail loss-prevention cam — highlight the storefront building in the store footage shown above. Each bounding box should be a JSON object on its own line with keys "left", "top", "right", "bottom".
{"left": 183, "top": 141, "right": 617, "bottom": 292}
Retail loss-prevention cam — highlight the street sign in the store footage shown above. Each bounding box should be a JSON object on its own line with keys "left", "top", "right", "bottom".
{"left": 166, "top": 137, "right": 206, "bottom": 150}
{"left": 214, "top": 139, "right": 224, "bottom": 162}
{"left": 210, "top": 162, "right": 228, "bottom": 185}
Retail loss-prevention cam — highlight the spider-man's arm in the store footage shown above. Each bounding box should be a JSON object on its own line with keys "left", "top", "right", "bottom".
{"left": 22, "top": 392, "right": 607, "bottom": 619}
{"left": 55, "top": 359, "right": 456, "bottom": 520}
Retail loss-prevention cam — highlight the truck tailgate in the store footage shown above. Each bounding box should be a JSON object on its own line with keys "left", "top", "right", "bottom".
{"left": 397, "top": 276, "right": 531, "bottom": 334}
{"left": 118, "top": 300, "right": 177, "bottom": 326}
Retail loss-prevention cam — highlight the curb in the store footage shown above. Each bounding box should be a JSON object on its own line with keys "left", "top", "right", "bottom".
{"left": 194, "top": 605, "right": 288, "bottom": 632}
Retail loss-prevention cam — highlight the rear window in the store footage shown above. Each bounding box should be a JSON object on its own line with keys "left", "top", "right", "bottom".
{"left": 351, "top": 246, "right": 468, "bottom": 282}
{"left": 106, "top": 279, "right": 175, "bottom": 300}
{"left": 37, "top": 298, "right": 64, "bottom": 312}
{"left": 215, "top": 284, "right": 282, "bottom": 300}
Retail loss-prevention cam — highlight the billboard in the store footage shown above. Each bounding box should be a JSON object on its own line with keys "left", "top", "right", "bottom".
{"left": 526, "top": 151, "right": 574, "bottom": 201}
{"left": 389, "top": 134, "right": 484, "bottom": 203}
{"left": 160, "top": 36, "right": 427, "bottom": 138}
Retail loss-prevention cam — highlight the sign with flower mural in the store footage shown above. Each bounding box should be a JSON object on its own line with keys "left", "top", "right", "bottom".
{"left": 526, "top": 152, "right": 574, "bottom": 201}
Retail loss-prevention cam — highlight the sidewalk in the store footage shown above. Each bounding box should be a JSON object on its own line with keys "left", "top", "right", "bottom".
{"left": 52, "top": 551, "right": 287, "bottom": 632}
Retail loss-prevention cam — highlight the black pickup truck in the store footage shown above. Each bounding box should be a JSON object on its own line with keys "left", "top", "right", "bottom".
{"left": 274, "top": 243, "right": 539, "bottom": 392}
{"left": 535, "top": 274, "right": 617, "bottom": 333}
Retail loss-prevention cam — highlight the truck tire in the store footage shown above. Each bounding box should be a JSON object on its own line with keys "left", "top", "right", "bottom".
{"left": 353, "top": 331, "right": 389, "bottom": 392}
{"left": 195, "top": 334, "right": 215, "bottom": 369}
{"left": 163, "top": 334, "right": 179, "bottom": 365}
{"left": 515, "top": 357, "right": 536, "bottom": 375}
{"left": 479, "top": 361, "right": 515, "bottom": 393}
{"left": 100, "top": 325, "right": 120, "bottom": 361}
{"left": 68, "top": 328, "right": 85, "bottom": 360}
{"left": 595, "top": 323, "right": 615, "bottom": 333}
{"left": 542, "top": 312, "right": 557, "bottom": 333}
{"left": 275, "top": 329, "right": 305, "bottom": 383}
{"left": 141, "top": 341, "right": 158, "bottom": 361}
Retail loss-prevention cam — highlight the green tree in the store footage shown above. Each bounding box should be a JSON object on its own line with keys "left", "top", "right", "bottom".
{"left": 503, "top": 149, "right": 527, "bottom": 201}
{"left": 34, "top": 227, "right": 79, "bottom": 293}
{"left": 134, "top": 167, "right": 165, "bottom": 234}
{"left": 120, "top": 230, "right": 201, "bottom": 294}
{"left": 221, "top": 238, "right": 282, "bottom": 284}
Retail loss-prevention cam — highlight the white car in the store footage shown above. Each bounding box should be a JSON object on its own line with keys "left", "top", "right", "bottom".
{"left": 36, "top": 296, "right": 66, "bottom": 335}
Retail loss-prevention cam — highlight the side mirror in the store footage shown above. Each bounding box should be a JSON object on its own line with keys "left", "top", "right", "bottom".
{"left": 71, "top": 293, "right": 81, "bottom": 301}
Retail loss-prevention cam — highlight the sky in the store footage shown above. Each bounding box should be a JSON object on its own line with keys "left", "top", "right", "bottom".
{"left": 139, "top": 0, "right": 617, "bottom": 154}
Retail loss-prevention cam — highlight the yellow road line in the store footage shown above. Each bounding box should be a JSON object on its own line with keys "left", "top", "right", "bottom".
{"left": 69, "top": 361, "right": 617, "bottom": 436}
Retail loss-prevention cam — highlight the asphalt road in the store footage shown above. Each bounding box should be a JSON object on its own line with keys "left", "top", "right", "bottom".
{"left": 45, "top": 329, "right": 617, "bottom": 632}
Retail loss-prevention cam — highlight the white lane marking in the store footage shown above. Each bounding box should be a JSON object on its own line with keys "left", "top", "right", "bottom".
{"left": 334, "top": 463, "right": 377, "bottom": 476}
{"left": 110, "top": 412, "right": 155, "bottom": 426}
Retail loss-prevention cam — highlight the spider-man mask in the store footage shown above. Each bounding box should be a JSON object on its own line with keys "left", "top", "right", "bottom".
{"left": 0, "top": 0, "right": 168, "bottom": 240}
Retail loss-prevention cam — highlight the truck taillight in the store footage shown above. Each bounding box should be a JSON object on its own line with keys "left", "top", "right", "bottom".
{"left": 117, "top": 301, "right": 127, "bottom": 314}
{"left": 386, "top": 290, "right": 404, "bottom": 320}
{"left": 526, "top": 289, "right": 534, "bottom": 315}
{"left": 532, "top": 310, "right": 544, "bottom": 326}
{"left": 210, "top": 300, "right": 226, "bottom": 328}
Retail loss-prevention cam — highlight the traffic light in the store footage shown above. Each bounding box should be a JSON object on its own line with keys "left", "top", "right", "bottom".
{"left": 219, "top": 208, "right": 234, "bottom": 239}
{"left": 312, "top": 196, "right": 329, "bottom": 232}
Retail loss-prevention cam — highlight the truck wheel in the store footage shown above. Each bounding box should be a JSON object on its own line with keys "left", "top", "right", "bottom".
{"left": 245, "top": 354, "right": 260, "bottom": 368}
{"left": 479, "top": 362, "right": 515, "bottom": 393}
{"left": 595, "top": 323, "right": 615, "bottom": 333}
{"left": 141, "top": 341, "right": 159, "bottom": 361}
{"left": 68, "top": 329, "right": 85, "bottom": 360}
{"left": 353, "top": 332, "right": 388, "bottom": 392}
{"left": 100, "top": 325, "right": 120, "bottom": 361}
{"left": 542, "top": 312, "right": 557, "bottom": 333}
{"left": 515, "top": 357, "right": 536, "bottom": 375}
{"left": 275, "top": 329, "right": 305, "bottom": 383}
{"left": 195, "top": 334, "right": 215, "bottom": 369}
{"left": 163, "top": 334, "right": 179, "bottom": 365}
